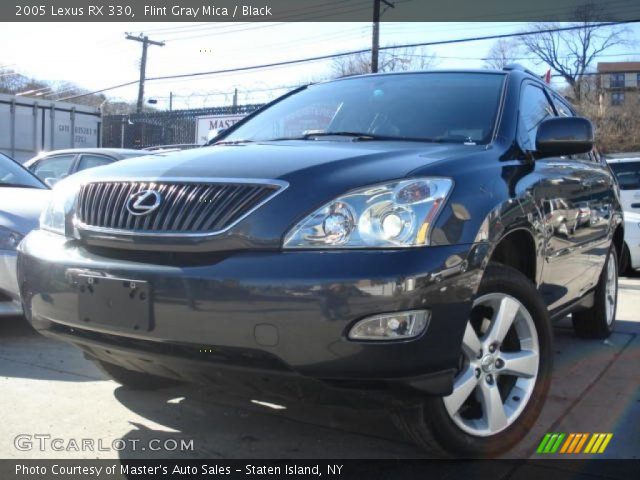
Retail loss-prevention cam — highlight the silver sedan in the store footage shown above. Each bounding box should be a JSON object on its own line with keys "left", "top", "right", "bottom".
{"left": 0, "top": 152, "right": 50, "bottom": 316}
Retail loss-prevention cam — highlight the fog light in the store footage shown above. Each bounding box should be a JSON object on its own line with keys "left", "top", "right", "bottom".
{"left": 348, "top": 310, "right": 430, "bottom": 341}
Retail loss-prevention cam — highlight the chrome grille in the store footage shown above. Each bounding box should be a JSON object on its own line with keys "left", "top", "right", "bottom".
{"left": 76, "top": 181, "right": 282, "bottom": 233}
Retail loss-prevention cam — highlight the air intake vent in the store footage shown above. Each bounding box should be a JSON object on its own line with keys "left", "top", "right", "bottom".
{"left": 76, "top": 180, "right": 283, "bottom": 234}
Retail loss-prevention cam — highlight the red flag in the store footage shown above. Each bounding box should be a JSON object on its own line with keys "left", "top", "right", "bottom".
{"left": 543, "top": 69, "right": 551, "bottom": 84}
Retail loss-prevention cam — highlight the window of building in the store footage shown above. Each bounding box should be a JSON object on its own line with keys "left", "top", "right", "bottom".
{"left": 610, "top": 73, "right": 625, "bottom": 88}
{"left": 637, "top": 72, "right": 640, "bottom": 87}
{"left": 611, "top": 92, "right": 625, "bottom": 106}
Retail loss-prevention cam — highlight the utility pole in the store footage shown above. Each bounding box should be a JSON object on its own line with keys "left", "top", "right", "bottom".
{"left": 169, "top": 91, "right": 173, "bottom": 112}
{"left": 371, "top": 0, "right": 394, "bottom": 73}
{"left": 125, "top": 33, "right": 165, "bottom": 113}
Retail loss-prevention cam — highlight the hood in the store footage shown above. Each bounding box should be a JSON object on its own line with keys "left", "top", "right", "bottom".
{"left": 0, "top": 187, "right": 51, "bottom": 234}
{"left": 80, "top": 140, "right": 485, "bottom": 186}
{"left": 71, "top": 140, "right": 488, "bottom": 252}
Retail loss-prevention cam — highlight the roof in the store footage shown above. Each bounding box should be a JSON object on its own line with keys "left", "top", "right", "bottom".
{"left": 23, "top": 148, "right": 147, "bottom": 166}
{"left": 34, "top": 148, "right": 144, "bottom": 158}
{"left": 597, "top": 62, "right": 640, "bottom": 73}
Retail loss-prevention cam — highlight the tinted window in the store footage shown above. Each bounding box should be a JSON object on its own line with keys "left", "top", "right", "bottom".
{"left": 519, "top": 85, "right": 555, "bottom": 149}
{"left": 223, "top": 73, "right": 506, "bottom": 145}
{"left": 77, "top": 154, "right": 113, "bottom": 172}
{"left": 0, "top": 153, "right": 46, "bottom": 189}
{"left": 31, "top": 155, "right": 75, "bottom": 181}
{"left": 609, "top": 161, "right": 640, "bottom": 190}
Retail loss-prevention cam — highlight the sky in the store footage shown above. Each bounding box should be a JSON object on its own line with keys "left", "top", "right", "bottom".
{"left": 1, "top": 21, "right": 639, "bottom": 110}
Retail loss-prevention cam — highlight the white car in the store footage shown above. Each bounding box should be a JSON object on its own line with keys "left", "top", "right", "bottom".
{"left": 0, "top": 152, "right": 50, "bottom": 316}
{"left": 607, "top": 154, "right": 640, "bottom": 273}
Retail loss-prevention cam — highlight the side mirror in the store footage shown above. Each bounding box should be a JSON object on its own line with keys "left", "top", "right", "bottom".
{"left": 535, "top": 117, "right": 594, "bottom": 157}
{"left": 44, "top": 177, "right": 59, "bottom": 187}
{"left": 206, "top": 128, "right": 226, "bottom": 144}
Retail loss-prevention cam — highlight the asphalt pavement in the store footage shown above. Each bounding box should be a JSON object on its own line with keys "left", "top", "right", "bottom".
{"left": 0, "top": 273, "right": 638, "bottom": 460}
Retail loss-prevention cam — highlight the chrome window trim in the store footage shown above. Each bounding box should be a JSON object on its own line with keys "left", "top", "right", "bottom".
{"left": 73, "top": 177, "right": 289, "bottom": 239}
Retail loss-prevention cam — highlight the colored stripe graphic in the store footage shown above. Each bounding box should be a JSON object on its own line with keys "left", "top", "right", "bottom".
{"left": 538, "top": 433, "right": 613, "bottom": 454}
{"left": 537, "top": 433, "right": 552, "bottom": 453}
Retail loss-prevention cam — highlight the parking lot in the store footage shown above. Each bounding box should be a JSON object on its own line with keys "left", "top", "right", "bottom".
{"left": 1, "top": 273, "right": 638, "bottom": 460}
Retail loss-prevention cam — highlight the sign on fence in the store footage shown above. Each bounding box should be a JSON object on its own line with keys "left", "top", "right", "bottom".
{"left": 195, "top": 114, "right": 246, "bottom": 144}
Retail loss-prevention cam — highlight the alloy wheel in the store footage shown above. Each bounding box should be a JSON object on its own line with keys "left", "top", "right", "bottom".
{"left": 443, "top": 293, "right": 540, "bottom": 437}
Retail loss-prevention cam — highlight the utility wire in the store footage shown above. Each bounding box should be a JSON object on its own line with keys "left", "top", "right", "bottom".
{"left": 58, "top": 20, "right": 639, "bottom": 101}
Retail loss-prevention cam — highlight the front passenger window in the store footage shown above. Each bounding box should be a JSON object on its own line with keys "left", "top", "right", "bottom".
{"left": 519, "top": 85, "right": 555, "bottom": 151}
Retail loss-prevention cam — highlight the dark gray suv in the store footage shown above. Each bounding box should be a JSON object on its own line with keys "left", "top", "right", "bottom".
{"left": 18, "top": 67, "right": 623, "bottom": 456}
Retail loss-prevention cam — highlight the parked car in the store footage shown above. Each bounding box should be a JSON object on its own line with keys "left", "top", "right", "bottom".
{"left": 0, "top": 152, "right": 49, "bottom": 316}
{"left": 606, "top": 154, "right": 640, "bottom": 273}
{"left": 18, "top": 67, "right": 623, "bottom": 456}
{"left": 23, "top": 148, "right": 148, "bottom": 187}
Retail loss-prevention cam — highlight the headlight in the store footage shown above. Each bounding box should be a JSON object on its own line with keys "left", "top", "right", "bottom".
{"left": 283, "top": 178, "right": 453, "bottom": 248}
{"left": 40, "top": 179, "right": 82, "bottom": 236}
{"left": 0, "top": 226, "right": 23, "bottom": 250}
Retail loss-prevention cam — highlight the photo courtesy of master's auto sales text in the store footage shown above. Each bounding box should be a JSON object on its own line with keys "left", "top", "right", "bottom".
{"left": 1, "top": 1, "right": 639, "bottom": 479}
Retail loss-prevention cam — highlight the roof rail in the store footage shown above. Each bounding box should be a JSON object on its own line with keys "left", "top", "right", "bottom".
{"left": 503, "top": 63, "right": 540, "bottom": 78}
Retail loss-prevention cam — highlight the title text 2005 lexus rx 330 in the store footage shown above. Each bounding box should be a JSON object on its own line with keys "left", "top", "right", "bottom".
{"left": 18, "top": 66, "right": 623, "bottom": 456}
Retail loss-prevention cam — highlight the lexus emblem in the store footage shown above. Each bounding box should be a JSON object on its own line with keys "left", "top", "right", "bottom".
{"left": 126, "top": 190, "right": 162, "bottom": 216}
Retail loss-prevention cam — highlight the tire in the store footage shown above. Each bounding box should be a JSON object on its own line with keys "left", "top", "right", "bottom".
{"left": 394, "top": 263, "right": 553, "bottom": 457}
{"left": 572, "top": 246, "right": 618, "bottom": 339}
{"left": 619, "top": 243, "right": 631, "bottom": 277}
{"left": 91, "top": 358, "right": 182, "bottom": 390}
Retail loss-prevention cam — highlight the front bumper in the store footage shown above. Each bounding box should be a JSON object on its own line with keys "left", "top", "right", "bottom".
{"left": 0, "top": 251, "right": 23, "bottom": 316}
{"left": 18, "top": 230, "right": 487, "bottom": 397}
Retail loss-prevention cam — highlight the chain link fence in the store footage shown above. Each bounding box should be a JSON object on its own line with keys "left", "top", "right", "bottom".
{"left": 102, "top": 104, "right": 264, "bottom": 149}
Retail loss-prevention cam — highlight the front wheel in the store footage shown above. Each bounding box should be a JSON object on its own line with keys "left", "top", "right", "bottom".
{"left": 395, "top": 263, "right": 553, "bottom": 456}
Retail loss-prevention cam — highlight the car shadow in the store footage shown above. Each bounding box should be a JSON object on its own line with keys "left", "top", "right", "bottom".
{"left": 111, "top": 319, "right": 639, "bottom": 459}
{"left": 0, "top": 316, "right": 100, "bottom": 382}
{"left": 111, "top": 382, "right": 428, "bottom": 459}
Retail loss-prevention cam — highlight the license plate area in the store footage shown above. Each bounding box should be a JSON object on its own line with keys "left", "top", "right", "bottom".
{"left": 75, "top": 274, "right": 152, "bottom": 332}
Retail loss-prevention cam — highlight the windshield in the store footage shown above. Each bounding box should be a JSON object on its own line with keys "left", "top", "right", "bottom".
{"left": 609, "top": 161, "right": 640, "bottom": 190}
{"left": 0, "top": 153, "right": 47, "bottom": 189}
{"left": 222, "top": 72, "right": 506, "bottom": 145}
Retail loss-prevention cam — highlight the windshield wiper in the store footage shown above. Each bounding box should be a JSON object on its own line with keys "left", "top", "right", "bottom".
{"left": 266, "top": 131, "right": 393, "bottom": 141}
{"left": 213, "top": 139, "right": 255, "bottom": 145}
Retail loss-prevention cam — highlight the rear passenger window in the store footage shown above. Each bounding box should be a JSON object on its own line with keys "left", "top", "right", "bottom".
{"left": 519, "top": 85, "right": 555, "bottom": 150}
{"left": 77, "top": 155, "right": 113, "bottom": 172}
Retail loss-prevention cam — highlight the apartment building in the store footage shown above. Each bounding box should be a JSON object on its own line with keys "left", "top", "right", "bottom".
{"left": 597, "top": 61, "right": 640, "bottom": 107}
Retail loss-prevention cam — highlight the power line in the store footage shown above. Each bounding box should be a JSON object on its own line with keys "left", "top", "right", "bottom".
{"left": 58, "top": 20, "right": 639, "bottom": 102}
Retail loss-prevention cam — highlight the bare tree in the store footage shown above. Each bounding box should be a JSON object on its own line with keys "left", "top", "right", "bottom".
{"left": 331, "top": 47, "right": 437, "bottom": 78}
{"left": 519, "top": 4, "right": 628, "bottom": 101}
{"left": 484, "top": 39, "right": 521, "bottom": 69}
